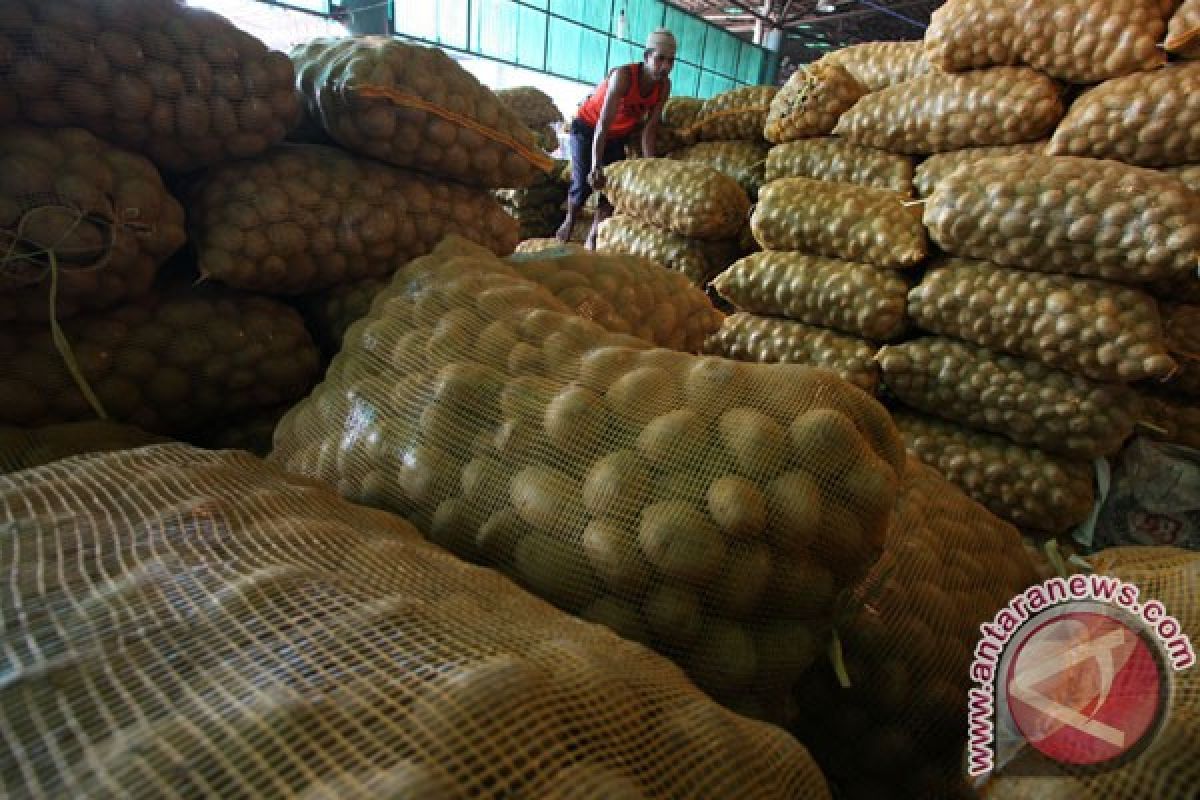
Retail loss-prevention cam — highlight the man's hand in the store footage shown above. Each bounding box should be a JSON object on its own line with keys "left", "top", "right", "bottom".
{"left": 588, "top": 166, "right": 606, "bottom": 190}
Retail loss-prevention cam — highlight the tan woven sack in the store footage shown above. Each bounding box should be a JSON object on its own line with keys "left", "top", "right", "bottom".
{"left": 925, "top": 0, "right": 1167, "bottom": 84}
{"left": 703, "top": 312, "right": 881, "bottom": 396}
{"left": 912, "top": 142, "right": 1047, "bottom": 197}
{"left": 764, "top": 62, "right": 866, "bottom": 144}
{"left": 669, "top": 141, "right": 769, "bottom": 199}
{"left": 596, "top": 214, "right": 741, "bottom": 287}
{"left": 0, "top": 421, "right": 166, "bottom": 473}
{"left": 271, "top": 236, "right": 906, "bottom": 715}
{"left": 291, "top": 37, "right": 552, "bottom": 188}
{"left": 819, "top": 42, "right": 932, "bottom": 91}
{"left": 691, "top": 86, "right": 777, "bottom": 142}
{"left": 832, "top": 67, "right": 1063, "bottom": 155}
{"left": 765, "top": 138, "right": 913, "bottom": 195}
{"left": 0, "top": 0, "right": 299, "bottom": 172}
{"left": 1167, "top": 0, "right": 1200, "bottom": 56}
{"left": 0, "top": 444, "right": 833, "bottom": 799}
{"left": 603, "top": 158, "right": 750, "bottom": 240}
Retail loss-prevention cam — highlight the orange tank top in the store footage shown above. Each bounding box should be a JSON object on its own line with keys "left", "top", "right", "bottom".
{"left": 576, "top": 63, "right": 664, "bottom": 139}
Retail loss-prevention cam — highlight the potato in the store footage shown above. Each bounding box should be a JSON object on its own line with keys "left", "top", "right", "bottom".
{"left": 765, "top": 138, "right": 913, "bottom": 195}
{"left": 638, "top": 500, "right": 727, "bottom": 584}
{"left": 818, "top": 41, "right": 932, "bottom": 91}
{"left": 603, "top": 159, "right": 750, "bottom": 240}
{"left": 707, "top": 476, "right": 768, "bottom": 540}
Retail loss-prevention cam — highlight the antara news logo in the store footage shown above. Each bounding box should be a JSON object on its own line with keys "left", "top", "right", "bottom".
{"left": 966, "top": 571, "right": 1195, "bottom": 780}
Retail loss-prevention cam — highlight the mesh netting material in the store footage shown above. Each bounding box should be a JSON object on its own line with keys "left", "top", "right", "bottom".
{"left": 269, "top": 236, "right": 906, "bottom": 715}
{"left": 1137, "top": 389, "right": 1200, "bottom": 450}
{"left": 0, "top": 126, "right": 186, "bottom": 322}
{"left": 763, "top": 62, "right": 866, "bottom": 144}
{"left": 514, "top": 238, "right": 586, "bottom": 255}
{"left": 690, "top": 86, "right": 777, "bottom": 143}
{"left": 912, "top": 142, "right": 1047, "bottom": 197}
{"left": 0, "top": 284, "right": 319, "bottom": 435}
{"left": 981, "top": 547, "right": 1199, "bottom": 799}
{"left": 764, "top": 138, "right": 914, "bottom": 195}
{"left": 831, "top": 67, "right": 1063, "bottom": 156}
{"left": 1163, "top": 163, "right": 1200, "bottom": 192}
{"left": 792, "top": 457, "right": 1041, "bottom": 800}
{"left": 493, "top": 86, "right": 562, "bottom": 129}
{"left": 290, "top": 37, "right": 551, "bottom": 189}
{"left": 703, "top": 313, "right": 881, "bottom": 397}
{"left": 908, "top": 257, "right": 1176, "bottom": 383}
{"left": 603, "top": 159, "right": 750, "bottom": 241}
{"left": 893, "top": 409, "right": 1096, "bottom": 534}
{"left": 1161, "top": 303, "right": 1200, "bottom": 398}
{"left": 877, "top": 338, "right": 1139, "bottom": 459}
{"left": 494, "top": 163, "right": 569, "bottom": 240}
{"left": 1049, "top": 62, "right": 1200, "bottom": 167}
{"left": 0, "top": 444, "right": 833, "bottom": 799}
{"left": 669, "top": 141, "right": 769, "bottom": 200}
{"left": 712, "top": 251, "right": 910, "bottom": 342}
{"left": 188, "top": 143, "right": 518, "bottom": 294}
{"left": 595, "top": 214, "right": 741, "bottom": 288}
{"left": 752, "top": 178, "right": 926, "bottom": 268}
{"left": 301, "top": 276, "right": 387, "bottom": 358}
{"left": 0, "top": 0, "right": 299, "bottom": 173}
{"left": 0, "top": 420, "right": 166, "bottom": 473}
{"left": 924, "top": 0, "right": 1168, "bottom": 84}
{"left": 818, "top": 42, "right": 932, "bottom": 92}
{"left": 1167, "top": 0, "right": 1200, "bottom": 56}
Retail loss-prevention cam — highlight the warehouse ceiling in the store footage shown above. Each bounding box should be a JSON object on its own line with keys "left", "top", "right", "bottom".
{"left": 665, "top": 0, "right": 941, "bottom": 72}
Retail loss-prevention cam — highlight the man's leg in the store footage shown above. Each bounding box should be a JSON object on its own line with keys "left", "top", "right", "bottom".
{"left": 584, "top": 136, "right": 628, "bottom": 250}
{"left": 557, "top": 122, "right": 594, "bottom": 242}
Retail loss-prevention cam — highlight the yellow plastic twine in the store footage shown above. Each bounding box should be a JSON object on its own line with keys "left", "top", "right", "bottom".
{"left": 1, "top": 203, "right": 115, "bottom": 421}
{"left": 355, "top": 85, "right": 556, "bottom": 174}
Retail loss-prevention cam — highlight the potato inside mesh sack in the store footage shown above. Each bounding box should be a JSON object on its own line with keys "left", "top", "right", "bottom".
{"left": 0, "top": 0, "right": 299, "bottom": 172}
{"left": 792, "top": 457, "right": 1040, "bottom": 800}
{"left": 604, "top": 158, "right": 750, "bottom": 240}
{"left": 0, "top": 444, "right": 834, "bottom": 799}
{"left": 690, "top": 85, "right": 778, "bottom": 142}
{"left": 818, "top": 41, "right": 932, "bottom": 92}
{"left": 1160, "top": 303, "right": 1200, "bottom": 399}
{"left": 291, "top": 37, "right": 552, "bottom": 188}
{"left": 270, "top": 235, "right": 906, "bottom": 716}
{"left": 0, "top": 421, "right": 167, "bottom": 474}
{"left": 0, "top": 126, "right": 186, "bottom": 322}
{"left": 924, "top": 155, "right": 1200, "bottom": 285}
{"left": 765, "top": 138, "right": 914, "bottom": 196}
{"left": 1137, "top": 389, "right": 1200, "bottom": 451}
{"left": 752, "top": 177, "right": 927, "bottom": 268}
{"left": 595, "top": 213, "right": 741, "bottom": 288}
{"left": 188, "top": 144, "right": 518, "bottom": 294}
{"left": 493, "top": 86, "right": 563, "bottom": 129}
{"left": 669, "top": 141, "right": 769, "bottom": 200}
{"left": 0, "top": 283, "right": 320, "bottom": 436}
{"left": 703, "top": 313, "right": 881, "bottom": 397}
{"left": 1047, "top": 62, "right": 1200, "bottom": 168}
{"left": 831, "top": 67, "right": 1063, "bottom": 156}
{"left": 979, "top": 547, "right": 1198, "bottom": 800}
{"left": 764, "top": 62, "right": 866, "bottom": 144}
{"left": 912, "top": 142, "right": 1047, "bottom": 197}
{"left": 924, "top": 0, "right": 1168, "bottom": 84}
{"left": 1167, "top": 0, "right": 1200, "bottom": 56}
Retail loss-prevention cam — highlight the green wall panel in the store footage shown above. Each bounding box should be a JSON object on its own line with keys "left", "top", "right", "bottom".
{"left": 671, "top": 61, "right": 700, "bottom": 97}
{"left": 516, "top": 4, "right": 549, "bottom": 69}
{"left": 472, "top": 0, "right": 517, "bottom": 61}
{"left": 737, "top": 42, "right": 764, "bottom": 84}
{"left": 618, "top": 0, "right": 666, "bottom": 45}
{"left": 546, "top": 17, "right": 608, "bottom": 84}
{"left": 550, "top": 0, "right": 611, "bottom": 30}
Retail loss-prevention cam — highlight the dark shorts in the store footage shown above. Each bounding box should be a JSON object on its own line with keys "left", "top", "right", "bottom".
{"left": 567, "top": 118, "right": 627, "bottom": 208}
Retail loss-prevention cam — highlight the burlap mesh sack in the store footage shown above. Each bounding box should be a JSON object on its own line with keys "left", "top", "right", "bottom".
{"left": 765, "top": 138, "right": 914, "bottom": 195}
{"left": 894, "top": 409, "right": 1096, "bottom": 534}
{"left": 1161, "top": 303, "right": 1200, "bottom": 398}
{"left": 189, "top": 144, "right": 518, "bottom": 294}
{"left": 1138, "top": 389, "right": 1200, "bottom": 450}
{"left": 1164, "top": 163, "right": 1200, "bottom": 192}
{"left": 290, "top": 37, "right": 552, "bottom": 188}
{"left": 514, "top": 238, "right": 585, "bottom": 255}
{"left": 596, "top": 214, "right": 740, "bottom": 287}
{"left": 303, "top": 275, "right": 387, "bottom": 357}
{"left": 0, "top": 444, "right": 833, "bottom": 799}
{"left": 819, "top": 42, "right": 932, "bottom": 92}
{"left": 703, "top": 312, "right": 880, "bottom": 396}
{"left": 792, "top": 457, "right": 1040, "bottom": 800}
{"left": 494, "top": 163, "right": 569, "bottom": 239}
{"left": 0, "top": 420, "right": 166, "bottom": 473}
{"left": 912, "top": 141, "right": 1048, "bottom": 197}
{"left": 506, "top": 248, "right": 726, "bottom": 353}
{"left": 0, "top": 125, "right": 186, "bottom": 322}
{"left": 0, "top": 284, "right": 319, "bottom": 435}
{"left": 0, "top": 0, "right": 299, "bottom": 173}
{"left": 712, "top": 251, "right": 910, "bottom": 341}
{"left": 270, "top": 236, "right": 905, "bottom": 714}
{"left": 603, "top": 159, "right": 750, "bottom": 240}
{"left": 908, "top": 257, "right": 1175, "bottom": 382}
{"left": 877, "top": 337, "right": 1138, "bottom": 458}
{"left": 657, "top": 96, "right": 703, "bottom": 153}
{"left": 981, "top": 547, "right": 1199, "bottom": 799}
{"left": 669, "top": 141, "right": 769, "bottom": 199}
{"left": 691, "top": 86, "right": 778, "bottom": 142}
{"left": 924, "top": 0, "right": 1168, "bottom": 83}
{"left": 752, "top": 178, "right": 927, "bottom": 268}
{"left": 925, "top": 155, "right": 1200, "bottom": 285}
{"left": 831, "top": 68, "right": 1062, "bottom": 155}
{"left": 764, "top": 62, "right": 867, "bottom": 144}
{"left": 493, "top": 86, "right": 562, "bottom": 130}
{"left": 1167, "top": 0, "right": 1200, "bottom": 56}
{"left": 1047, "top": 63, "right": 1200, "bottom": 167}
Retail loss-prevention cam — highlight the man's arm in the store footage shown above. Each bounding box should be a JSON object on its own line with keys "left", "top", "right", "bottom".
{"left": 589, "top": 67, "right": 631, "bottom": 190}
{"left": 640, "top": 77, "right": 672, "bottom": 158}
